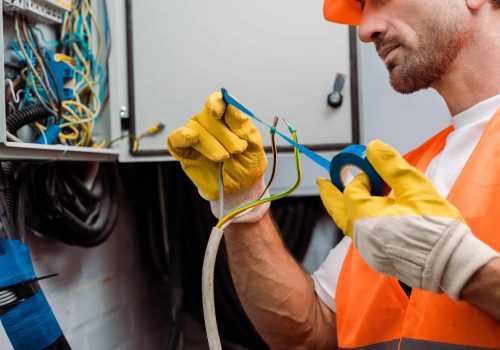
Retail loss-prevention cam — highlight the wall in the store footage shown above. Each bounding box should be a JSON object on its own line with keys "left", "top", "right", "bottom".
{"left": 0, "top": 192, "right": 169, "bottom": 350}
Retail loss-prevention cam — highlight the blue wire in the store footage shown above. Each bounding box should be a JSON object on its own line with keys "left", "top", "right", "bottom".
{"left": 30, "top": 27, "right": 59, "bottom": 48}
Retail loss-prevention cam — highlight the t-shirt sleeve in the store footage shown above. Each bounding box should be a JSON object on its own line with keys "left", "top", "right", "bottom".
{"left": 311, "top": 236, "right": 352, "bottom": 313}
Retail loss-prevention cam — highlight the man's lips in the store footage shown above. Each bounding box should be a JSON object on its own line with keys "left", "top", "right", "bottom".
{"left": 377, "top": 44, "right": 401, "bottom": 61}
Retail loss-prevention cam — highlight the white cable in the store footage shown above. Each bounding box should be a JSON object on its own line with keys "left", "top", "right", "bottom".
{"left": 6, "top": 131, "right": 23, "bottom": 143}
{"left": 16, "top": 89, "right": 25, "bottom": 103}
{"left": 5, "top": 79, "right": 19, "bottom": 103}
{"left": 201, "top": 163, "right": 225, "bottom": 349}
{"left": 218, "top": 163, "right": 224, "bottom": 219}
{"left": 202, "top": 226, "right": 224, "bottom": 350}
{"left": 203, "top": 162, "right": 265, "bottom": 349}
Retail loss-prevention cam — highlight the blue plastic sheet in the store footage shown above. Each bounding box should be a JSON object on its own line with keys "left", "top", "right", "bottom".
{"left": 0, "top": 240, "right": 36, "bottom": 289}
{"left": 0, "top": 291, "right": 62, "bottom": 350}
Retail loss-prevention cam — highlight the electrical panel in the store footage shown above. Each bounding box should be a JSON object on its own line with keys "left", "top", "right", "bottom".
{"left": 123, "top": 0, "right": 359, "bottom": 162}
{"left": 0, "top": 0, "right": 117, "bottom": 161}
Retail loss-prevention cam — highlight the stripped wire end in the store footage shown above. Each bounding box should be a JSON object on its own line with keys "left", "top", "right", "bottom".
{"left": 270, "top": 116, "right": 279, "bottom": 134}
{"left": 146, "top": 122, "right": 165, "bottom": 135}
{"left": 283, "top": 118, "right": 296, "bottom": 133}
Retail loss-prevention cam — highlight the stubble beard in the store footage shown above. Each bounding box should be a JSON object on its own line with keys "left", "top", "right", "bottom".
{"left": 383, "top": 22, "right": 470, "bottom": 94}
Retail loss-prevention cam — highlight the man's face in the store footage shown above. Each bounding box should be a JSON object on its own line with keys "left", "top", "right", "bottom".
{"left": 357, "top": 0, "right": 471, "bottom": 93}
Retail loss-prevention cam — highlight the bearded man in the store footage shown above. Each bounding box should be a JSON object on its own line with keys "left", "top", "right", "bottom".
{"left": 168, "top": 0, "right": 500, "bottom": 348}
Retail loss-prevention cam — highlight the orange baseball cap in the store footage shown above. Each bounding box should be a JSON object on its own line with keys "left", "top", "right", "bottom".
{"left": 324, "top": 0, "right": 362, "bottom": 25}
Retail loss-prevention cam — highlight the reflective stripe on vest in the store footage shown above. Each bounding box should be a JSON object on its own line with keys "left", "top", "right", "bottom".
{"left": 400, "top": 338, "right": 498, "bottom": 350}
{"left": 336, "top": 110, "right": 500, "bottom": 349}
{"left": 338, "top": 339, "right": 399, "bottom": 350}
{"left": 339, "top": 338, "right": 497, "bottom": 350}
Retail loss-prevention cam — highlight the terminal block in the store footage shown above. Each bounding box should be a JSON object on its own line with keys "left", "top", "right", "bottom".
{"left": 3, "top": 0, "right": 71, "bottom": 23}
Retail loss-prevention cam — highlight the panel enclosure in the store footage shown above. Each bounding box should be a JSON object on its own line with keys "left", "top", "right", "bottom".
{"left": 0, "top": 0, "right": 117, "bottom": 161}
{"left": 124, "top": 0, "right": 359, "bottom": 163}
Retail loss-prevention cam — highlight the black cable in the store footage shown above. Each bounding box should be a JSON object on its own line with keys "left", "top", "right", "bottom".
{"left": 16, "top": 162, "right": 119, "bottom": 247}
{"left": 6, "top": 104, "right": 51, "bottom": 135}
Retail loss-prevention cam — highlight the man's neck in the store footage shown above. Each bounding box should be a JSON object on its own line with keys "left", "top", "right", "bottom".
{"left": 432, "top": 12, "right": 500, "bottom": 116}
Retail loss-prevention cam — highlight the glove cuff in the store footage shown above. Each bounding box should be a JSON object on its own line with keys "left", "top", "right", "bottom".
{"left": 206, "top": 177, "right": 270, "bottom": 224}
{"left": 440, "top": 227, "right": 500, "bottom": 300}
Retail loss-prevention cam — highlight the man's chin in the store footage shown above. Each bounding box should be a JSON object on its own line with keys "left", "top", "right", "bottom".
{"left": 389, "top": 73, "right": 425, "bottom": 95}
{"left": 386, "top": 64, "right": 432, "bottom": 94}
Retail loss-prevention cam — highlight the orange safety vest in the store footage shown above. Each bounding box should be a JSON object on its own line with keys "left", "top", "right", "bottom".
{"left": 336, "top": 111, "right": 500, "bottom": 350}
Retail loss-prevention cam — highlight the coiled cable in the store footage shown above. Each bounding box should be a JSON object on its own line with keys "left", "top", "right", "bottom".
{"left": 16, "top": 162, "right": 119, "bottom": 247}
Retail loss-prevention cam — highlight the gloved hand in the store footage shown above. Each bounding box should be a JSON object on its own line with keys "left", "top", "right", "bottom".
{"left": 317, "top": 140, "right": 499, "bottom": 299}
{"left": 317, "top": 177, "right": 353, "bottom": 238}
{"left": 167, "top": 91, "right": 269, "bottom": 223}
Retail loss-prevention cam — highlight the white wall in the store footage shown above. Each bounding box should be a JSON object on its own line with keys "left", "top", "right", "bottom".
{"left": 0, "top": 194, "right": 169, "bottom": 350}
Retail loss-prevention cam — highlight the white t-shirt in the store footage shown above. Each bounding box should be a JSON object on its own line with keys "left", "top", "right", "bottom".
{"left": 312, "top": 94, "right": 500, "bottom": 313}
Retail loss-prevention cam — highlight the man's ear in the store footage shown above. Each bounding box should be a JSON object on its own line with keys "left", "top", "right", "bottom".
{"left": 466, "top": 0, "right": 488, "bottom": 10}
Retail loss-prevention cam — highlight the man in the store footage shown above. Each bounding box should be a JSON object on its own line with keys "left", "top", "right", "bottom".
{"left": 168, "top": 0, "right": 500, "bottom": 348}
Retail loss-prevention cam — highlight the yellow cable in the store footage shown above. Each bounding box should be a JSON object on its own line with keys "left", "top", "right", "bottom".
{"left": 61, "top": 103, "right": 91, "bottom": 143}
{"left": 21, "top": 19, "right": 58, "bottom": 102}
{"left": 34, "top": 122, "right": 46, "bottom": 131}
{"left": 84, "top": 0, "right": 103, "bottom": 62}
{"left": 75, "top": 71, "right": 101, "bottom": 116}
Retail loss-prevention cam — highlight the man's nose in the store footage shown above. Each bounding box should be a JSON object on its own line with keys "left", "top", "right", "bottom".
{"left": 357, "top": 7, "right": 387, "bottom": 43}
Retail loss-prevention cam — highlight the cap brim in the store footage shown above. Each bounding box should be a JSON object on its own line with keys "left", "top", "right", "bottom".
{"left": 324, "top": 0, "right": 361, "bottom": 25}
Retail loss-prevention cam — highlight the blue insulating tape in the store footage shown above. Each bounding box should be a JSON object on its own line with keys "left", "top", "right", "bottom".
{"left": 221, "top": 88, "right": 331, "bottom": 171}
{"left": 0, "top": 239, "right": 36, "bottom": 289}
{"left": 35, "top": 125, "right": 61, "bottom": 145}
{"left": 221, "top": 88, "right": 383, "bottom": 195}
{"left": 0, "top": 291, "right": 62, "bottom": 350}
{"left": 330, "top": 144, "right": 383, "bottom": 196}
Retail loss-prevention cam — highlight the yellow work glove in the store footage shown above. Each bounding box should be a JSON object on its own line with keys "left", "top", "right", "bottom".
{"left": 317, "top": 140, "right": 499, "bottom": 299}
{"left": 167, "top": 92, "right": 269, "bottom": 223}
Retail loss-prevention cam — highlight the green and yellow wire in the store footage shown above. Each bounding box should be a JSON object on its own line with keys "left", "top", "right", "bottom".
{"left": 216, "top": 120, "right": 302, "bottom": 230}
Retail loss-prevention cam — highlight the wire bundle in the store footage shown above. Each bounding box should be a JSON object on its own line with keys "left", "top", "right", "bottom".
{"left": 6, "top": 0, "right": 110, "bottom": 147}
{"left": 15, "top": 162, "right": 119, "bottom": 247}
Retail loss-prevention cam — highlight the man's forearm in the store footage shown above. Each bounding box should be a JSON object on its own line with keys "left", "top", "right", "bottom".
{"left": 224, "top": 211, "right": 337, "bottom": 349}
{"left": 461, "top": 258, "right": 500, "bottom": 322}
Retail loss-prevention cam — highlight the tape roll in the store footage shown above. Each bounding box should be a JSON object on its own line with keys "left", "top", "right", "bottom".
{"left": 329, "top": 144, "right": 384, "bottom": 196}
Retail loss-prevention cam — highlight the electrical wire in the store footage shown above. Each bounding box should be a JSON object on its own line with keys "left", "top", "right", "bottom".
{"left": 203, "top": 119, "right": 302, "bottom": 350}
{"left": 21, "top": 19, "right": 58, "bottom": 104}
{"left": 260, "top": 116, "right": 279, "bottom": 199}
{"left": 6, "top": 132, "right": 23, "bottom": 143}
{"left": 217, "top": 119, "right": 301, "bottom": 229}
{"left": 5, "top": 79, "right": 20, "bottom": 104}
{"left": 21, "top": 68, "right": 58, "bottom": 117}
{"left": 132, "top": 123, "right": 165, "bottom": 152}
{"left": 26, "top": 20, "right": 63, "bottom": 124}
{"left": 14, "top": 15, "right": 57, "bottom": 112}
